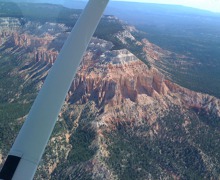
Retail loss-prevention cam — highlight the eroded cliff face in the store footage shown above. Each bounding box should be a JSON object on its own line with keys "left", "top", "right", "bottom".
{"left": 69, "top": 40, "right": 220, "bottom": 118}
{"left": 2, "top": 18, "right": 218, "bottom": 117}
{"left": 61, "top": 41, "right": 220, "bottom": 179}
{"left": 70, "top": 49, "right": 166, "bottom": 106}
{"left": 0, "top": 18, "right": 21, "bottom": 45}
{"left": 0, "top": 17, "right": 66, "bottom": 65}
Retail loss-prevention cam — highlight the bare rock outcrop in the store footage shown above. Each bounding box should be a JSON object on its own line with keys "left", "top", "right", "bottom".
{"left": 68, "top": 39, "right": 220, "bottom": 120}
{"left": 35, "top": 49, "right": 58, "bottom": 64}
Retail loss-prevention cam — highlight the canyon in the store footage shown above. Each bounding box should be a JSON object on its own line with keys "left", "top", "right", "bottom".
{"left": 0, "top": 9, "right": 219, "bottom": 180}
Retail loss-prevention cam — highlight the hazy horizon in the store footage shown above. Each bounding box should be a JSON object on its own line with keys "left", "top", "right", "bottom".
{"left": 5, "top": 0, "right": 220, "bottom": 13}
{"left": 114, "top": 0, "right": 220, "bottom": 13}
{"left": 67, "top": 0, "right": 220, "bottom": 13}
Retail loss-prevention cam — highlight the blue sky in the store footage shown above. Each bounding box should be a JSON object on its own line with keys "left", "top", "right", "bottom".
{"left": 113, "top": 0, "right": 220, "bottom": 12}
{"left": 18, "top": 0, "right": 220, "bottom": 13}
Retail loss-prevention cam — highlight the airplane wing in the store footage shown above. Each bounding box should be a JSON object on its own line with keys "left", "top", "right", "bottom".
{"left": 0, "top": 0, "right": 109, "bottom": 179}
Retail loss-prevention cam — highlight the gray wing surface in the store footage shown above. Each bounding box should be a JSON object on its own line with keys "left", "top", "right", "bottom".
{"left": 0, "top": 0, "right": 109, "bottom": 179}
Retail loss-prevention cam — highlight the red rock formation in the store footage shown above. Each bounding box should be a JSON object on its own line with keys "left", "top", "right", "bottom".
{"left": 11, "top": 32, "right": 55, "bottom": 48}
{"left": 69, "top": 47, "right": 220, "bottom": 119}
{"left": 142, "top": 39, "right": 172, "bottom": 61}
{"left": 3, "top": 31, "right": 58, "bottom": 64}
{"left": 35, "top": 49, "right": 58, "bottom": 64}
{"left": 12, "top": 32, "right": 31, "bottom": 47}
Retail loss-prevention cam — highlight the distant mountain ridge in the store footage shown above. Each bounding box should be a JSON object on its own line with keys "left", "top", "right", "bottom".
{"left": 2, "top": 0, "right": 220, "bottom": 16}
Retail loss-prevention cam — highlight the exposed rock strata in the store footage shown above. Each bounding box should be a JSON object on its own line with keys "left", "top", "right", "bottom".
{"left": 69, "top": 44, "right": 220, "bottom": 120}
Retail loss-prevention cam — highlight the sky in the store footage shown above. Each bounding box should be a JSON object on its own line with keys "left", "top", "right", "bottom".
{"left": 113, "top": 0, "right": 220, "bottom": 12}
{"left": 11, "top": 0, "right": 220, "bottom": 13}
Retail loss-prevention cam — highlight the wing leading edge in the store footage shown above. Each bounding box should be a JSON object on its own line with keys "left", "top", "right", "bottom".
{"left": 0, "top": 0, "right": 109, "bottom": 179}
